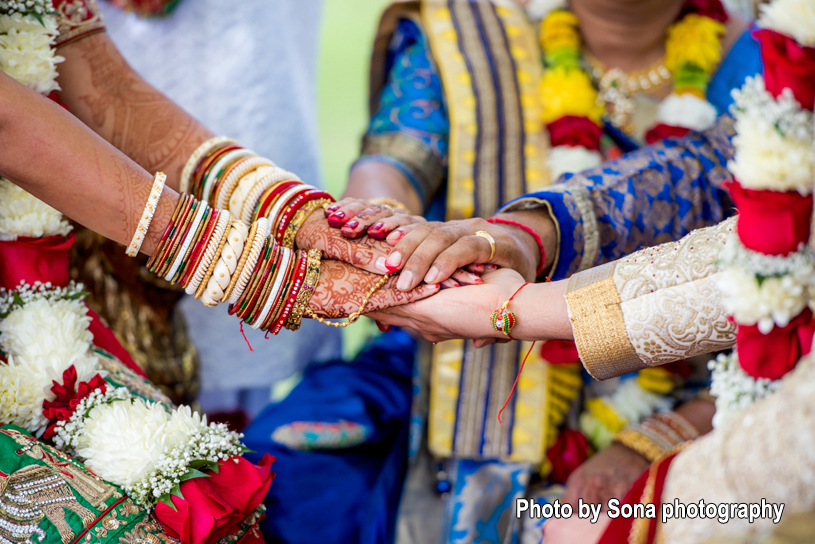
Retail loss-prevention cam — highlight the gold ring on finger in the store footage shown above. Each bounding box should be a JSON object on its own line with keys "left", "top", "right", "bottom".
{"left": 474, "top": 231, "right": 496, "bottom": 263}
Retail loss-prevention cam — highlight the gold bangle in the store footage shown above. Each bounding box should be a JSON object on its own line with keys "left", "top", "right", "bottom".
{"left": 304, "top": 273, "right": 391, "bottom": 328}
{"left": 369, "top": 197, "right": 408, "bottom": 212}
{"left": 285, "top": 249, "right": 323, "bottom": 331}
{"left": 126, "top": 172, "right": 166, "bottom": 257}
{"left": 474, "top": 231, "right": 496, "bottom": 263}
{"left": 283, "top": 198, "right": 333, "bottom": 249}
{"left": 613, "top": 428, "right": 668, "bottom": 463}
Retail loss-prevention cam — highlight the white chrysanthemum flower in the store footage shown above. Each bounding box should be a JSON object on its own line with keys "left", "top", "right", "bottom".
{"left": 759, "top": 0, "right": 815, "bottom": 48}
{"left": 0, "top": 296, "right": 93, "bottom": 361}
{"left": 729, "top": 112, "right": 815, "bottom": 195}
{"left": 0, "top": 13, "right": 62, "bottom": 95}
{"left": 719, "top": 267, "right": 811, "bottom": 333}
{"left": 524, "top": 0, "right": 566, "bottom": 20}
{"left": 547, "top": 146, "right": 602, "bottom": 181}
{"left": 655, "top": 93, "right": 718, "bottom": 132}
{"left": 164, "top": 405, "right": 207, "bottom": 446}
{"left": 76, "top": 399, "right": 187, "bottom": 487}
{"left": 0, "top": 351, "right": 100, "bottom": 434}
{"left": 0, "top": 178, "right": 71, "bottom": 240}
{"left": 709, "top": 352, "right": 782, "bottom": 429}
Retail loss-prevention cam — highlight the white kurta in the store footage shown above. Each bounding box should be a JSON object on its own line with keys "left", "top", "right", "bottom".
{"left": 100, "top": 0, "right": 341, "bottom": 414}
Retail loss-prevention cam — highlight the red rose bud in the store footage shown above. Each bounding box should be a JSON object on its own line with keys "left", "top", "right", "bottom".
{"left": 728, "top": 182, "right": 813, "bottom": 256}
{"left": 155, "top": 455, "right": 275, "bottom": 544}
{"left": 546, "top": 116, "right": 602, "bottom": 151}
{"left": 539, "top": 339, "right": 581, "bottom": 365}
{"left": 42, "top": 366, "right": 108, "bottom": 439}
{"left": 546, "top": 429, "right": 592, "bottom": 485}
{"left": 736, "top": 308, "right": 815, "bottom": 380}
{"left": 680, "top": 0, "right": 728, "bottom": 22}
{"left": 645, "top": 123, "right": 691, "bottom": 145}
{"left": 754, "top": 29, "right": 815, "bottom": 110}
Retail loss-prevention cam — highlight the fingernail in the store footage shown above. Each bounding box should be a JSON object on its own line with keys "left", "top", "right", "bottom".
{"left": 386, "top": 251, "right": 402, "bottom": 268}
{"left": 424, "top": 266, "right": 439, "bottom": 284}
{"left": 396, "top": 270, "right": 414, "bottom": 291}
{"left": 326, "top": 204, "right": 339, "bottom": 212}
{"left": 376, "top": 322, "right": 392, "bottom": 333}
{"left": 484, "top": 264, "right": 498, "bottom": 270}
{"left": 474, "top": 277, "right": 484, "bottom": 283}
{"left": 388, "top": 229, "right": 404, "bottom": 242}
{"left": 469, "top": 273, "right": 481, "bottom": 281}
{"left": 375, "top": 256, "right": 388, "bottom": 273}
{"left": 370, "top": 222, "right": 384, "bottom": 231}
{"left": 345, "top": 220, "right": 359, "bottom": 228}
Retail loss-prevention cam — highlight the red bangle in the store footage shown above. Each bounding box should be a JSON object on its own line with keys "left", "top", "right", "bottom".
{"left": 487, "top": 218, "right": 547, "bottom": 277}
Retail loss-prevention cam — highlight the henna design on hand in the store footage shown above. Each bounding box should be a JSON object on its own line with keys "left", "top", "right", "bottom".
{"left": 296, "top": 212, "right": 391, "bottom": 273}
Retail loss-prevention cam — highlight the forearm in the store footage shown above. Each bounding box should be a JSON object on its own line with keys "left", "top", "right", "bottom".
{"left": 55, "top": 33, "right": 213, "bottom": 191}
{"left": 0, "top": 71, "right": 176, "bottom": 254}
{"left": 344, "top": 161, "right": 424, "bottom": 215}
{"left": 508, "top": 280, "right": 573, "bottom": 341}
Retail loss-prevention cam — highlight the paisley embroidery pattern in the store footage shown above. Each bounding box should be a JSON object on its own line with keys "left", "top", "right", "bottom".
{"left": 271, "top": 420, "right": 371, "bottom": 450}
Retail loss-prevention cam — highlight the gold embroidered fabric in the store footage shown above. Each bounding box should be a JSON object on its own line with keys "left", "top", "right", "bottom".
{"left": 53, "top": 0, "right": 107, "bottom": 48}
{"left": 565, "top": 270, "right": 640, "bottom": 380}
{"left": 621, "top": 275, "right": 736, "bottom": 368}
{"left": 661, "top": 352, "right": 815, "bottom": 543}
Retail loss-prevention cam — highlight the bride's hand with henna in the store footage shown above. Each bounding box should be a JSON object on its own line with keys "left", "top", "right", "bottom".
{"left": 324, "top": 197, "right": 427, "bottom": 240}
{"left": 307, "top": 260, "right": 440, "bottom": 318}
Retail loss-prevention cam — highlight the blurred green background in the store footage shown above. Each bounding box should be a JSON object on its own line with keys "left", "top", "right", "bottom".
{"left": 317, "top": 0, "right": 393, "bottom": 356}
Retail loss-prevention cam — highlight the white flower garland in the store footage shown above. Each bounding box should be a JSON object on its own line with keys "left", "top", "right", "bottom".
{"left": 547, "top": 145, "right": 603, "bottom": 181}
{"left": 0, "top": 0, "right": 50, "bottom": 15}
{"left": 728, "top": 77, "right": 815, "bottom": 195}
{"left": 0, "top": 178, "right": 72, "bottom": 240}
{"left": 0, "top": 11, "right": 62, "bottom": 95}
{"left": 759, "top": 0, "right": 815, "bottom": 48}
{"left": 655, "top": 92, "right": 718, "bottom": 132}
{"left": 709, "top": 353, "right": 782, "bottom": 429}
{"left": 52, "top": 386, "right": 132, "bottom": 450}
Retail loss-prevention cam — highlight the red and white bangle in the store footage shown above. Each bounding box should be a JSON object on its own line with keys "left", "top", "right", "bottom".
{"left": 126, "top": 171, "right": 166, "bottom": 257}
{"left": 180, "top": 136, "right": 238, "bottom": 194}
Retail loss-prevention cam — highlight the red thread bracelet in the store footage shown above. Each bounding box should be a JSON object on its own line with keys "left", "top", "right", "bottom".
{"left": 487, "top": 218, "right": 547, "bottom": 277}
{"left": 492, "top": 282, "right": 535, "bottom": 423}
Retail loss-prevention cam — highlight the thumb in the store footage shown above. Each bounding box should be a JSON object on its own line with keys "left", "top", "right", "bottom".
{"left": 364, "top": 282, "right": 440, "bottom": 312}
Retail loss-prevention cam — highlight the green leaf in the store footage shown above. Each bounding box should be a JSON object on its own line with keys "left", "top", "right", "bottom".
{"left": 170, "top": 482, "right": 185, "bottom": 501}
{"left": 180, "top": 468, "right": 211, "bottom": 482}
{"left": 157, "top": 494, "right": 178, "bottom": 511}
{"left": 32, "top": 12, "right": 44, "bottom": 26}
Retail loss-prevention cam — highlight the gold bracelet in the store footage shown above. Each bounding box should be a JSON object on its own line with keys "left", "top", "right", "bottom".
{"left": 612, "top": 428, "right": 668, "bottom": 462}
{"left": 283, "top": 198, "right": 333, "bottom": 249}
{"left": 285, "top": 249, "right": 322, "bottom": 331}
{"left": 369, "top": 197, "right": 409, "bottom": 213}
{"left": 304, "top": 273, "right": 391, "bottom": 328}
{"left": 126, "top": 172, "right": 166, "bottom": 257}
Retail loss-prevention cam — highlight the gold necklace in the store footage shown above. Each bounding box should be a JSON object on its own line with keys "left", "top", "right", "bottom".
{"left": 583, "top": 50, "right": 673, "bottom": 133}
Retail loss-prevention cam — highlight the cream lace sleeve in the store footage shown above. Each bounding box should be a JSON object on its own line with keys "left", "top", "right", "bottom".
{"left": 660, "top": 351, "right": 815, "bottom": 543}
{"left": 565, "top": 216, "right": 737, "bottom": 380}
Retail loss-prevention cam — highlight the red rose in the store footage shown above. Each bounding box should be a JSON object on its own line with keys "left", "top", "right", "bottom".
{"left": 154, "top": 455, "right": 275, "bottom": 544}
{"left": 546, "top": 116, "right": 602, "bottom": 151}
{"left": 680, "top": 0, "right": 728, "bottom": 23}
{"left": 736, "top": 308, "right": 815, "bottom": 380}
{"left": 546, "top": 429, "right": 592, "bottom": 485}
{"left": 0, "top": 233, "right": 74, "bottom": 289}
{"left": 539, "top": 339, "right": 580, "bottom": 365}
{"left": 42, "top": 366, "right": 108, "bottom": 439}
{"left": 728, "top": 181, "right": 813, "bottom": 256}
{"left": 754, "top": 29, "right": 815, "bottom": 111}
{"left": 644, "top": 123, "right": 691, "bottom": 145}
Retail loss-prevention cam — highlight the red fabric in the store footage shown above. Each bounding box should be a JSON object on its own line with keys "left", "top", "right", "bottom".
{"left": 42, "top": 366, "right": 107, "bottom": 439}
{"left": 728, "top": 181, "right": 813, "bottom": 256}
{"left": 546, "top": 428, "right": 591, "bottom": 484}
{"left": 754, "top": 29, "right": 815, "bottom": 111}
{"left": 679, "top": 0, "right": 728, "bottom": 22}
{"left": 0, "top": 234, "right": 75, "bottom": 289}
{"left": 645, "top": 124, "right": 691, "bottom": 145}
{"left": 598, "top": 452, "right": 682, "bottom": 544}
{"left": 85, "top": 307, "right": 147, "bottom": 378}
{"left": 539, "top": 339, "right": 580, "bottom": 365}
{"left": 486, "top": 218, "right": 547, "bottom": 276}
{"left": 154, "top": 455, "right": 276, "bottom": 544}
{"left": 546, "top": 116, "right": 602, "bottom": 151}
{"left": 736, "top": 308, "right": 815, "bottom": 380}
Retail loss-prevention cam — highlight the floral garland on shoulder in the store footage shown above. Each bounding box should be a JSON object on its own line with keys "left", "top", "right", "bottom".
{"left": 711, "top": 0, "right": 815, "bottom": 428}
{"left": 534, "top": 0, "right": 726, "bottom": 180}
